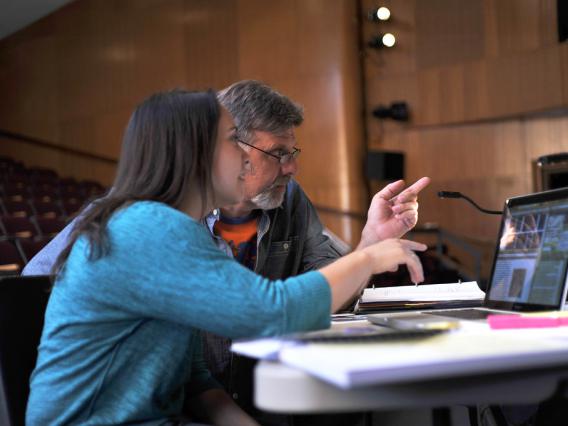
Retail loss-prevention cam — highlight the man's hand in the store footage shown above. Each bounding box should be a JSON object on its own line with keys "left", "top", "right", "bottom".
{"left": 356, "top": 177, "right": 431, "bottom": 250}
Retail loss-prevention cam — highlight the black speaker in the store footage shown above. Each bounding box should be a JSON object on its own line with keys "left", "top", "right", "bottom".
{"left": 559, "top": 0, "right": 568, "bottom": 42}
{"left": 365, "top": 151, "right": 405, "bottom": 181}
{"left": 533, "top": 153, "right": 568, "bottom": 191}
{"left": 371, "top": 102, "right": 410, "bottom": 121}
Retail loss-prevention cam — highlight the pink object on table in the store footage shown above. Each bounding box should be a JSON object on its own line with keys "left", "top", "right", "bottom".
{"left": 488, "top": 314, "right": 568, "bottom": 329}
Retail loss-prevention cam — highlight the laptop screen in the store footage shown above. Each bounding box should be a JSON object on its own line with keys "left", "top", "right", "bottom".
{"left": 486, "top": 188, "right": 568, "bottom": 311}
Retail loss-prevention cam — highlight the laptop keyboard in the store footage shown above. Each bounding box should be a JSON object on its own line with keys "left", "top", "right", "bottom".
{"left": 424, "top": 309, "right": 492, "bottom": 320}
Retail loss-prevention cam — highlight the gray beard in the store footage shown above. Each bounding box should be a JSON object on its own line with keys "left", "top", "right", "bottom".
{"left": 250, "top": 186, "right": 286, "bottom": 210}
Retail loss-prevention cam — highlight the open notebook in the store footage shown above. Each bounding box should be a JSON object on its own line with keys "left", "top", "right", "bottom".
{"left": 369, "top": 187, "right": 568, "bottom": 327}
{"left": 356, "top": 281, "right": 485, "bottom": 313}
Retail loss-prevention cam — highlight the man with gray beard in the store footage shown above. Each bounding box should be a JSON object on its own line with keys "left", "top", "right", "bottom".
{"left": 204, "top": 80, "right": 429, "bottom": 426}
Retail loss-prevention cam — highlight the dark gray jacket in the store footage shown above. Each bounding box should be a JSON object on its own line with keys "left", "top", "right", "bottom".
{"left": 202, "top": 180, "right": 344, "bottom": 422}
{"left": 208, "top": 179, "right": 343, "bottom": 278}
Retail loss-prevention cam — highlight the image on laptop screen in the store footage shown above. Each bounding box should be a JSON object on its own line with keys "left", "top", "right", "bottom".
{"left": 488, "top": 195, "right": 568, "bottom": 309}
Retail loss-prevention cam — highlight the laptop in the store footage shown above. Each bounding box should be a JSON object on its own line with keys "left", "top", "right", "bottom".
{"left": 369, "top": 187, "right": 568, "bottom": 327}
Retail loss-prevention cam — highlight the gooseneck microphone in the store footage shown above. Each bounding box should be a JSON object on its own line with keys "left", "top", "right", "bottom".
{"left": 438, "top": 191, "right": 502, "bottom": 215}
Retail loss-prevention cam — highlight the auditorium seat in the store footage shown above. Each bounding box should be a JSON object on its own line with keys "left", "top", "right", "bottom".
{"left": 0, "top": 156, "right": 16, "bottom": 173}
{"left": 61, "top": 189, "right": 84, "bottom": 201}
{"left": 58, "top": 177, "right": 82, "bottom": 198}
{"left": 1, "top": 201, "right": 33, "bottom": 218}
{"left": 0, "top": 156, "right": 106, "bottom": 271}
{"left": 28, "top": 167, "right": 59, "bottom": 185}
{"left": 0, "top": 158, "right": 25, "bottom": 178}
{"left": 16, "top": 238, "right": 50, "bottom": 264}
{"left": 2, "top": 174, "right": 30, "bottom": 187}
{"left": 61, "top": 198, "right": 84, "bottom": 217}
{"left": 30, "top": 183, "right": 58, "bottom": 202}
{"left": 0, "top": 217, "right": 38, "bottom": 239}
{"left": 30, "top": 198, "right": 62, "bottom": 219}
{"left": 0, "top": 241, "right": 23, "bottom": 275}
{"left": 34, "top": 217, "right": 66, "bottom": 238}
{"left": 1, "top": 182, "right": 29, "bottom": 202}
{"left": 80, "top": 180, "right": 106, "bottom": 198}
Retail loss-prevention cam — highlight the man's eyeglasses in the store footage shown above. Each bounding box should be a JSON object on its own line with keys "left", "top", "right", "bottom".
{"left": 236, "top": 137, "right": 301, "bottom": 165}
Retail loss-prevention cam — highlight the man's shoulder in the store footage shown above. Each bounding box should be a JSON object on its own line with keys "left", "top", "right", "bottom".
{"left": 283, "top": 179, "right": 311, "bottom": 207}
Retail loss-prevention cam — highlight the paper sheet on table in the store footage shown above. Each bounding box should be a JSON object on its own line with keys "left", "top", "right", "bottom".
{"left": 277, "top": 329, "right": 568, "bottom": 389}
{"left": 361, "top": 281, "right": 484, "bottom": 303}
{"left": 231, "top": 338, "right": 298, "bottom": 360}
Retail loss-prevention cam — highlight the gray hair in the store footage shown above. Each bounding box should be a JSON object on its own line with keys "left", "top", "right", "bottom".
{"left": 217, "top": 80, "right": 304, "bottom": 144}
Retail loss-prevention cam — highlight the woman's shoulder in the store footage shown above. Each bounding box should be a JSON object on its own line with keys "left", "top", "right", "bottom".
{"left": 110, "top": 201, "right": 204, "bottom": 237}
{"left": 117, "top": 201, "right": 190, "bottom": 220}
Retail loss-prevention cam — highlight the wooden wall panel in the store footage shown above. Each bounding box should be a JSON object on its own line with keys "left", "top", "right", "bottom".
{"left": 483, "top": 46, "right": 563, "bottom": 119}
{"left": 237, "top": 0, "right": 366, "bottom": 243}
{"left": 485, "top": 0, "right": 557, "bottom": 56}
{"left": 183, "top": 0, "right": 239, "bottom": 90}
{"left": 362, "top": 0, "right": 568, "bottom": 279}
{"left": 0, "top": 0, "right": 366, "bottom": 245}
{"left": 0, "top": 35, "right": 59, "bottom": 140}
{"left": 0, "top": 136, "right": 116, "bottom": 186}
{"left": 363, "top": 0, "right": 563, "bottom": 127}
{"left": 415, "top": 0, "right": 485, "bottom": 69}
{"left": 379, "top": 44, "right": 565, "bottom": 126}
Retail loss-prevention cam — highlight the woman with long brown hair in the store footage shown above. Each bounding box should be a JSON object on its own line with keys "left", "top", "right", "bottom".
{"left": 27, "top": 89, "right": 426, "bottom": 426}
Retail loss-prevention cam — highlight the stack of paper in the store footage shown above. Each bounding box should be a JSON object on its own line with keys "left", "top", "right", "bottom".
{"left": 356, "top": 281, "right": 485, "bottom": 312}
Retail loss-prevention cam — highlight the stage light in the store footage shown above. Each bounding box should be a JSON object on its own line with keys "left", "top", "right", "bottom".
{"left": 382, "top": 33, "right": 395, "bottom": 47}
{"left": 376, "top": 7, "right": 391, "bottom": 21}
{"left": 368, "top": 33, "right": 396, "bottom": 49}
{"left": 369, "top": 6, "right": 391, "bottom": 21}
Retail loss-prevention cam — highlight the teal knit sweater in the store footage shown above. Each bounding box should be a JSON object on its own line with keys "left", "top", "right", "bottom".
{"left": 27, "top": 201, "right": 331, "bottom": 425}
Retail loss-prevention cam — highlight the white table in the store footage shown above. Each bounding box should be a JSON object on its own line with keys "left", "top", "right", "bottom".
{"left": 255, "top": 361, "right": 568, "bottom": 413}
{"left": 252, "top": 323, "right": 568, "bottom": 414}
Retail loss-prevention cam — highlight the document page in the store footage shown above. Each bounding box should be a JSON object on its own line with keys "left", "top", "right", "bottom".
{"left": 361, "top": 281, "right": 485, "bottom": 303}
{"left": 277, "top": 328, "right": 568, "bottom": 388}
